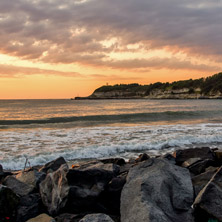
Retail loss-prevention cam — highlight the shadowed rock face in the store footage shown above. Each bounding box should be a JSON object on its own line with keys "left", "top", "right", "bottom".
{"left": 121, "top": 158, "right": 194, "bottom": 222}
{"left": 66, "top": 167, "right": 114, "bottom": 213}
{"left": 16, "top": 193, "right": 41, "bottom": 222}
{"left": 193, "top": 166, "right": 222, "bottom": 221}
{"left": 0, "top": 185, "right": 20, "bottom": 221}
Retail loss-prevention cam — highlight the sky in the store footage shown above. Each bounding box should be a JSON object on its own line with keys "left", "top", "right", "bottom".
{"left": 0, "top": 0, "right": 222, "bottom": 99}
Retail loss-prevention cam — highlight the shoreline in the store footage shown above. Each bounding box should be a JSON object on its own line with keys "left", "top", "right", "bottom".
{"left": 1, "top": 147, "right": 222, "bottom": 221}
{"left": 74, "top": 96, "right": 222, "bottom": 100}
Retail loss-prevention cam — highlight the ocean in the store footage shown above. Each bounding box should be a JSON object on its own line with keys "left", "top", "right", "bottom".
{"left": 1, "top": 99, "right": 222, "bottom": 170}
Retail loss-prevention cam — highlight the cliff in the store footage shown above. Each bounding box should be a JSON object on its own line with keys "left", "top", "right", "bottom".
{"left": 75, "top": 72, "right": 222, "bottom": 99}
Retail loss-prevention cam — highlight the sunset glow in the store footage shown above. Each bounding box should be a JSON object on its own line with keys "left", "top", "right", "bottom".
{"left": 0, "top": 0, "right": 222, "bottom": 99}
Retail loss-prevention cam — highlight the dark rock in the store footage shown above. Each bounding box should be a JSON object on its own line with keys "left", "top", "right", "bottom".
{"left": 16, "top": 169, "right": 46, "bottom": 191}
{"left": 188, "top": 159, "right": 217, "bottom": 175}
{"left": 16, "top": 193, "right": 41, "bottom": 222}
{"left": 39, "top": 157, "right": 66, "bottom": 174}
{"left": 0, "top": 185, "right": 20, "bottom": 221}
{"left": 193, "top": 166, "right": 222, "bottom": 221}
{"left": 77, "top": 162, "right": 120, "bottom": 176}
{"left": 214, "top": 149, "right": 222, "bottom": 162}
{"left": 0, "top": 168, "right": 13, "bottom": 181}
{"left": 163, "top": 153, "right": 176, "bottom": 164}
{"left": 66, "top": 167, "right": 114, "bottom": 213}
{"left": 121, "top": 158, "right": 194, "bottom": 222}
{"left": 192, "top": 167, "right": 218, "bottom": 197}
{"left": 99, "top": 176, "right": 126, "bottom": 214}
{"left": 100, "top": 158, "right": 126, "bottom": 166}
{"left": 3, "top": 176, "right": 33, "bottom": 196}
{"left": 55, "top": 213, "right": 84, "bottom": 222}
{"left": 135, "top": 153, "right": 150, "bottom": 163}
{"left": 40, "top": 164, "right": 69, "bottom": 215}
{"left": 173, "top": 147, "right": 215, "bottom": 165}
{"left": 79, "top": 213, "right": 114, "bottom": 222}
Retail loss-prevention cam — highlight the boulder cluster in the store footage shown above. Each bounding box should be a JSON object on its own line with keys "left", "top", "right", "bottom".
{"left": 0, "top": 147, "right": 222, "bottom": 222}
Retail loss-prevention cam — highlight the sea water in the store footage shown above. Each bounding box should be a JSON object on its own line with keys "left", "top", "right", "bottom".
{"left": 1, "top": 99, "right": 222, "bottom": 170}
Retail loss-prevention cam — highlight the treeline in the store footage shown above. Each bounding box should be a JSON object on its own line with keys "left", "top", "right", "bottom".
{"left": 94, "top": 72, "right": 222, "bottom": 95}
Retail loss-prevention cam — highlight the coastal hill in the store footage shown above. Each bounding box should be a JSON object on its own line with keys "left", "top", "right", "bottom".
{"left": 75, "top": 72, "right": 222, "bottom": 99}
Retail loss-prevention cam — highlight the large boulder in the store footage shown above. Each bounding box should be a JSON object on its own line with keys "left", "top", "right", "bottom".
{"left": 193, "top": 166, "right": 222, "bottom": 221}
{"left": 79, "top": 213, "right": 114, "bottom": 222}
{"left": 16, "top": 193, "right": 41, "bottom": 222}
{"left": 0, "top": 185, "right": 20, "bottom": 221}
{"left": 3, "top": 176, "right": 33, "bottom": 196}
{"left": 66, "top": 167, "right": 114, "bottom": 213}
{"left": 40, "top": 164, "right": 69, "bottom": 215}
{"left": 121, "top": 158, "right": 194, "bottom": 222}
{"left": 39, "top": 157, "right": 66, "bottom": 174}
{"left": 26, "top": 213, "right": 55, "bottom": 222}
{"left": 173, "top": 147, "right": 214, "bottom": 165}
{"left": 16, "top": 169, "right": 45, "bottom": 190}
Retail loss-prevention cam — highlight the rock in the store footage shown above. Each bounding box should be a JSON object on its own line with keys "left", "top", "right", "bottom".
{"left": 188, "top": 159, "right": 217, "bottom": 176}
{"left": 3, "top": 176, "right": 33, "bottom": 196}
{"left": 162, "top": 153, "right": 176, "bottom": 164}
{"left": 26, "top": 213, "right": 55, "bottom": 222}
{"left": 39, "top": 157, "right": 66, "bottom": 174}
{"left": 16, "top": 193, "right": 41, "bottom": 222}
{"left": 0, "top": 185, "right": 20, "bottom": 221}
{"left": 66, "top": 167, "right": 114, "bottom": 213}
{"left": 99, "top": 176, "right": 126, "bottom": 214}
{"left": 214, "top": 149, "right": 222, "bottom": 162}
{"left": 16, "top": 169, "right": 46, "bottom": 190}
{"left": 135, "top": 153, "right": 150, "bottom": 163}
{"left": 173, "top": 147, "right": 215, "bottom": 165}
{"left": 0, "top": 164, "right": 3, "bottom": 173}
{"left": 121, "top": 158, "right": 194, "bottom": 222}
{"left": 78, "top": 162, "right": 120, "bottom": 176}
{"left": 193, "top": 166, "right": 222, "bottom": 221}
{"left": 40, "top": 164, "right": 69, "bottom": 215}
{"left": 192, "top": 167, "right": 218, "bottom": 197}
{"left": 181, "top": 158, "right": 201, "bottom": 167}
{"left": 0, "top": 169, "right": 13, "bottom": 181}
{"left": 101, "top": 158, "right": 126, "bottom": 166}
{"left": 119, "top": 163, "right": 133, "bottom": 174}
{"left": 55, "top": 213, "right": 84, "bottom": 222}
{"left": 79, "top": 213, "right": 114, "bottom": 222}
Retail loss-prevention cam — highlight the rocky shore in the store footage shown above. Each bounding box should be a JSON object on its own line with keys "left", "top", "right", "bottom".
{"left": 1, "top": 147, "right": 222, "bottom": 222}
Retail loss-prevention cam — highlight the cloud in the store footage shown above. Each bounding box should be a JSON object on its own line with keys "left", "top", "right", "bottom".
{"left": 0, "top": 64, "right": 82, "bottom": 78}
{"left": 0, "top": 0, "right": 222, "bottom": 71}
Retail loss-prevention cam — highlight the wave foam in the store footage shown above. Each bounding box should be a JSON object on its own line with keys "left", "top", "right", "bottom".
{"left": 1, "top": 123, "right": 222, "bottom": 170}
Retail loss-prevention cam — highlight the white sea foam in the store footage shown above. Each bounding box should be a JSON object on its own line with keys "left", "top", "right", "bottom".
{"left": 1, "top": 123, "right": 222, "bottom": 170}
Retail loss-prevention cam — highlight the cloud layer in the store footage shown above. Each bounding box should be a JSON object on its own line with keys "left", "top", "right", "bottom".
{"left": 0, "top": 0, "right": 222, "bottom": 73}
